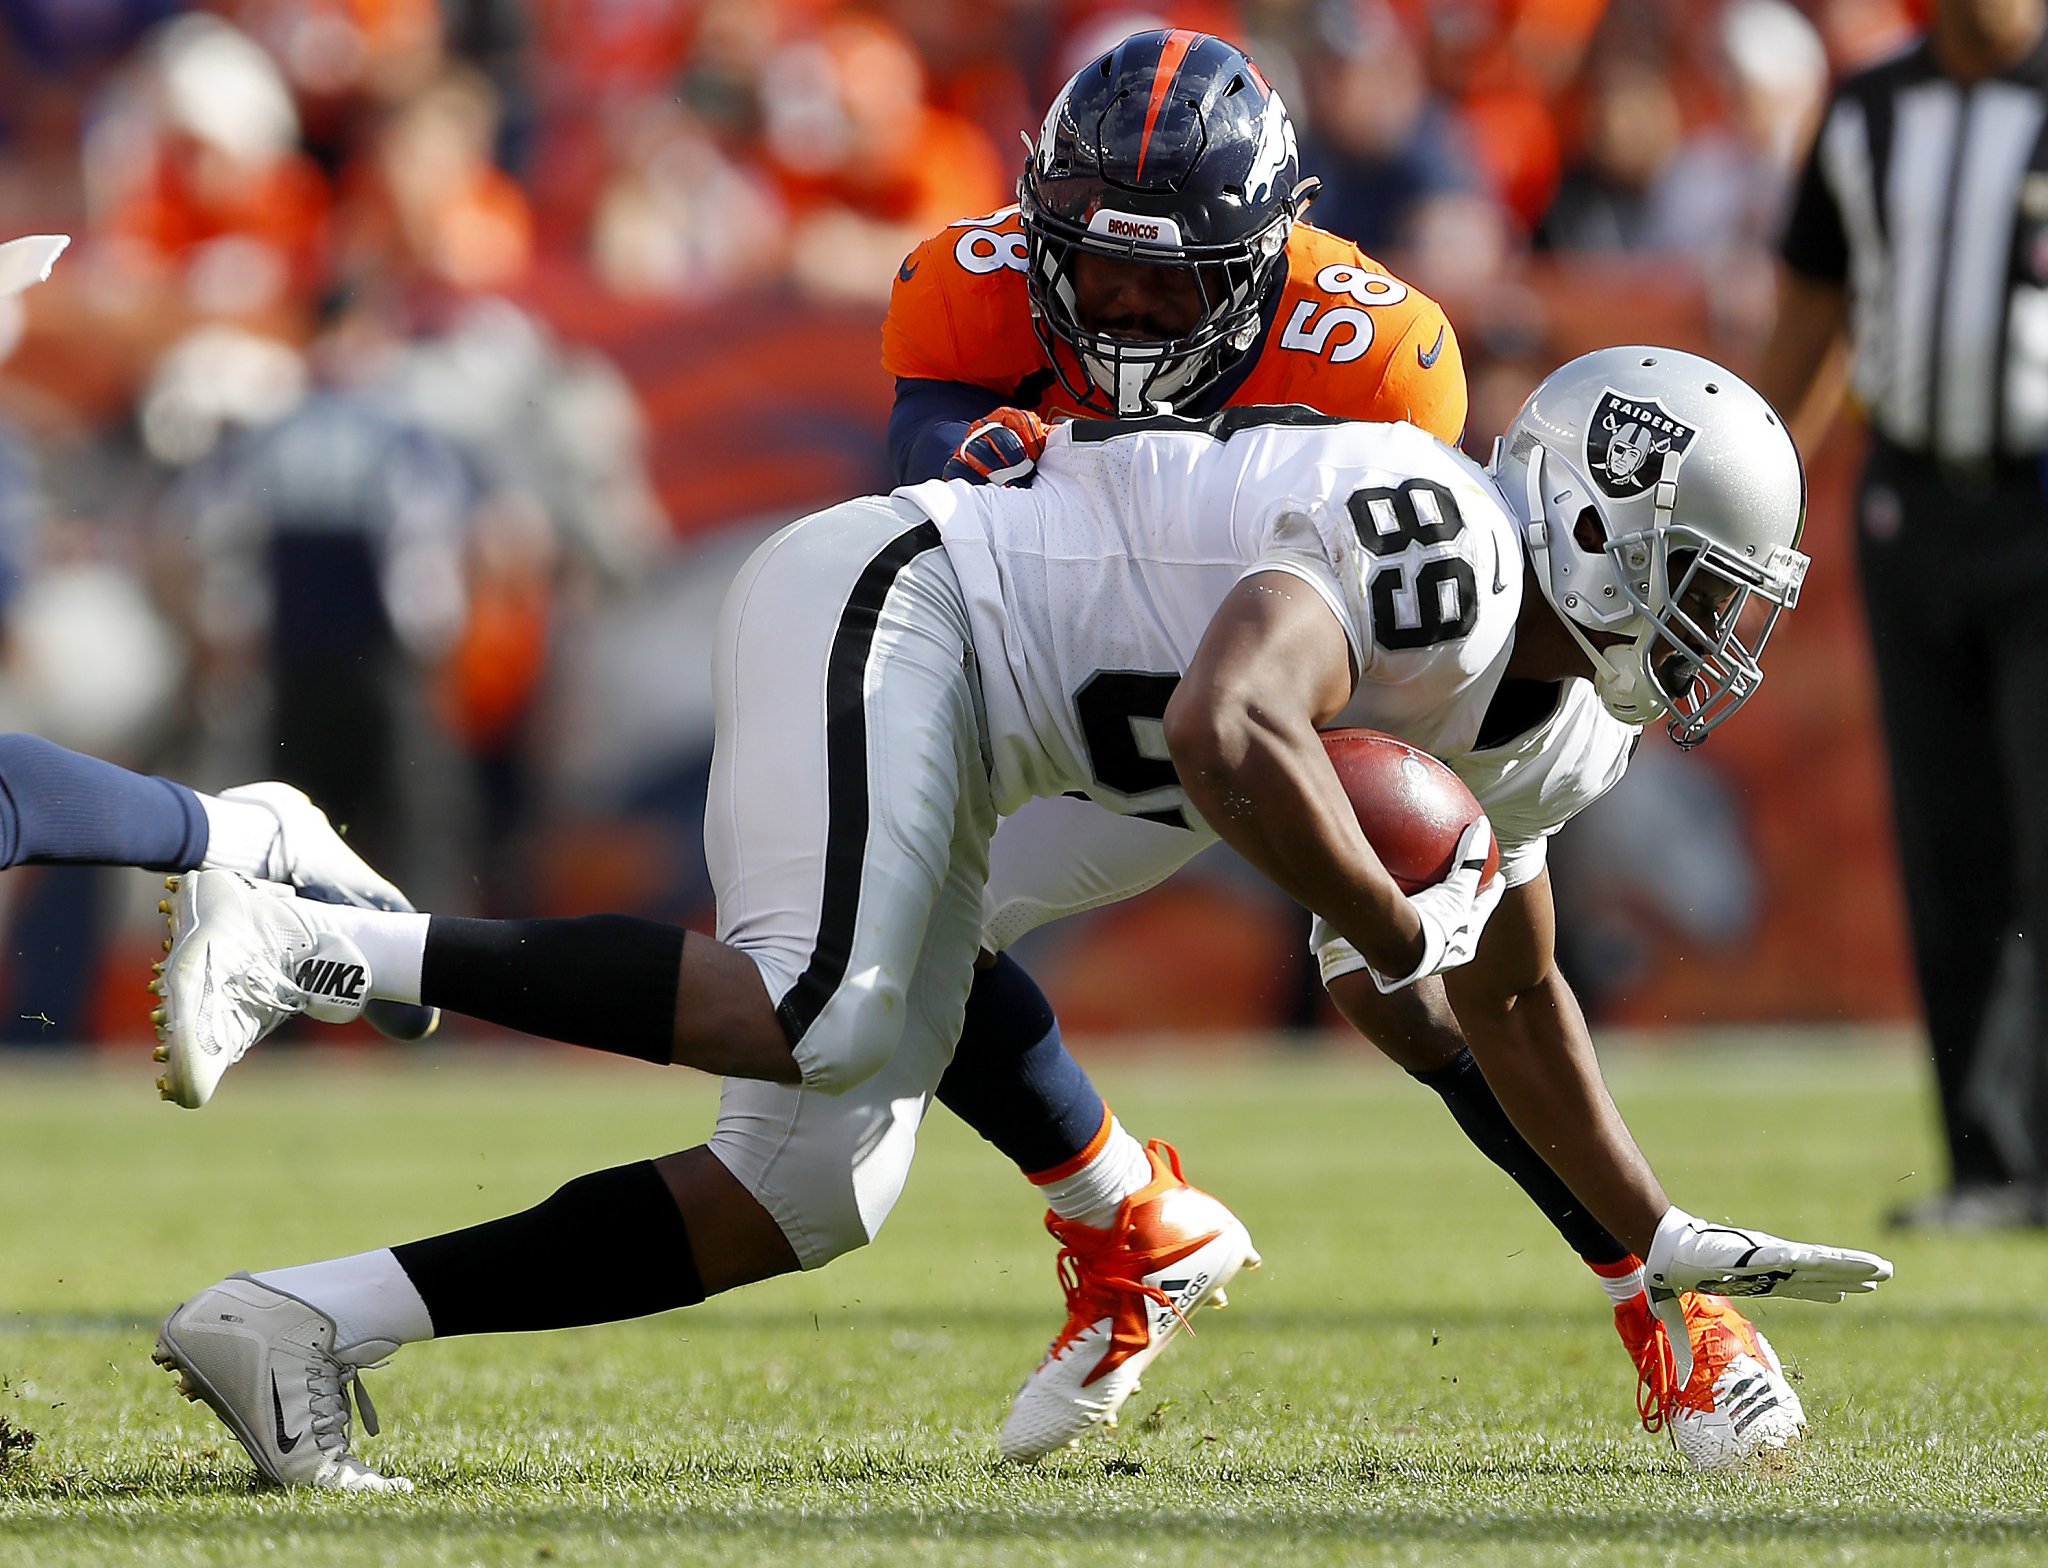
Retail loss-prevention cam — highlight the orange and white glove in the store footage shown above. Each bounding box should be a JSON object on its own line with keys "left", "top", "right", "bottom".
{"left": 942, "top": 407, "right": 1050, "bottom": 487}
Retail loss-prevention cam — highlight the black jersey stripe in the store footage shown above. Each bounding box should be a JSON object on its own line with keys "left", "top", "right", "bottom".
{"left": 773, "top": 520, "right": 946, "bottom": 1046}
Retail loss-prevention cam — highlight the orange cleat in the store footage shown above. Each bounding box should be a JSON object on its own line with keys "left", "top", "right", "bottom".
{"left": 999, "top": 1140, "right": 1258, "bottom": 1461}
{"left": 1617, "top": 1290, "right": 1806, "bottom": 1471}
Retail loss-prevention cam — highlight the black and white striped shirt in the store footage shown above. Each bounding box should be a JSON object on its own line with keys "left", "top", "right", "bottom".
{"left": 1783, "top": 31, "right": 2048, "bottom": 464}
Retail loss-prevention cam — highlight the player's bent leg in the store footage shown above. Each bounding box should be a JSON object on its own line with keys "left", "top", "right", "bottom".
{"left": 1618, "top": 1291, "right": 1805, "bottom": 1470}
{"left": 936, "top": 952, "right": 1108, "bottom": 1171}
{"left": 159, "top": 1158, "right": 724, "bottom": 1490}
{"left": 962, "top": 797, "right": 1257, "bottom": 1456}
{"left": 153, "top": 877, "right": 760, "bottom": 1104}
{"left": 710, "top": 1065, "right": 941, "bottom": 1269}
{"left": 707, "top": 797, "right": 989, "bottom": 1273}
{"left": 706, "top": 494, "right": 992, "bottom": 1095}
{"left": 653, "top": 1146, "right": 802, "bottom": 1292}
{"left": 1001, "top": 1139, "right": 1258, "bottom": 1461}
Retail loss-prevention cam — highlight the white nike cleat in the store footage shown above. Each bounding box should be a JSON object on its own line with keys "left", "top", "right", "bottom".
{"left": 215, "top": 782, "right": 439, "bottom": 1043}
{"left": 155, "top": 1274, "right": 412, "bottom": 1493}
{"left": 152, "top": 870, "right": 371, "bottom": 1109}
{"left": 1000, "top": 1141, "right": 1259, "bottom": 1462}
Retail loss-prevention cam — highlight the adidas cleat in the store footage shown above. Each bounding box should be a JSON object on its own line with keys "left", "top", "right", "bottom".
{"left": 156, "top": 1274, "right": 411, "bottom": 1493}
{"left": 1000, "top": 1140, "right": 1258, "bottom": 1462}
{"left": 215, "top": 782, "right": 439, "bottom": 1044}
{"left": 1620, "top": 1290, "right": 1806, "bottom": 1472}
{"left": 156, "top": 870, "right": 372, "bottom": 1109}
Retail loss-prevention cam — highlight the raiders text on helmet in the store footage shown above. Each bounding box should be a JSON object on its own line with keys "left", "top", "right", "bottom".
{"left": 1487, "top": 347, "right": 1809, "bottom": 748}
{"left": 1019, "top": 29, "right": 1316, "bottom": 415}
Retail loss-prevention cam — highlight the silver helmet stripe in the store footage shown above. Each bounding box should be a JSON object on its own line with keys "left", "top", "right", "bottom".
{"left": 1520, "top": 444, "right": 1667, "bottom": 727}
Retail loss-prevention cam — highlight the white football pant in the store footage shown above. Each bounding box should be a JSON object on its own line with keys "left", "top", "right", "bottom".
{"left": 705, "top": 495, "right": 997, "bottom": 1267}
{"left": 980, "top": 793, "right": 1208, "bottom": 953}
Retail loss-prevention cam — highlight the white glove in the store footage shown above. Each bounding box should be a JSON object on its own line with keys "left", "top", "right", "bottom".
{"left": 1645, "top": 1206, "right": 1892, "bottom": 1385}
{"left": 1364, "top": 816, "right": 1504, "bottom": 993}
{"left": 1646, "top": 1205, "right": 1894, "bottom": 1304}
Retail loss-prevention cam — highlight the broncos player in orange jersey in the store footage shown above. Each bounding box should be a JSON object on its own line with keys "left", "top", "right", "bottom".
{"left": 885, "top": 30, "right": 1806, "bottom": 1470}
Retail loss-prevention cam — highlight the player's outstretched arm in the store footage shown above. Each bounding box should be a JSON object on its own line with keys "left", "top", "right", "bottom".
{"left": 887, "top": 377, "right": 1009, "bottom": 483}
{"left": 1421, "top": 870, "right": 1673, "bottom": 1256}
{"left": 1431, "top": 875, "right": 1895, "bottom": 1301}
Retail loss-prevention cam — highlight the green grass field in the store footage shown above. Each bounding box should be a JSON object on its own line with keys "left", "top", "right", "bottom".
{"left": 3, "top": 1037, "right": 2046, "bottom": 1566}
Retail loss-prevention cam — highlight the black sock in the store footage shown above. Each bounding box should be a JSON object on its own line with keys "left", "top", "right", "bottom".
{"left": 392, "top": 1161, "right": 705, "bottom": 1335}
{"left": 1412, "top": 1048, "right": 1631, "bottom": 1266}
{"left": 420, "top": 914, "right": 684, "bottom": 1062}
{"left": 934, "top": 953, "right": 1108, "bottom": 1172}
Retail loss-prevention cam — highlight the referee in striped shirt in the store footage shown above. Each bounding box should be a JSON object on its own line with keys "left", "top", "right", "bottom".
{"left": 1759, "top": 0, "right": 2048, "bottom": 1230}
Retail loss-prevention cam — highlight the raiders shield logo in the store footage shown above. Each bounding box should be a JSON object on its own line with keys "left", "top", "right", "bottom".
{"left": 1587, "top": 390, "right": 1699, "bottom": 500}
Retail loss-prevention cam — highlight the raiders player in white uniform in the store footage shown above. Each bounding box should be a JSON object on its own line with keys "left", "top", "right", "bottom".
{"left": 143, "top": 349, "right": 1890, "bottom": 1493}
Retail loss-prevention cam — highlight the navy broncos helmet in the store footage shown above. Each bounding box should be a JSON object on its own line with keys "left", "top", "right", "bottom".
{"left": 1020, "top": 29, "right": 1315, "bottom": 415}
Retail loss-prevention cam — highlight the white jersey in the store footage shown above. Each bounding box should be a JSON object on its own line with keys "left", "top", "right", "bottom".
{"left": 899, "top": 410, "right": 1523, "bottom": 824}
{"left": 1444, "top": 678, "right": 1636, "bottom": 886}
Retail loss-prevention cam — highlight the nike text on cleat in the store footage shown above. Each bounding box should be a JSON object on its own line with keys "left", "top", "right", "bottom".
{"left": 294, "top": 954, "right": 369, "bottom": 1013}
{"left": 156, "top": 870, "right": 371, "bottom": 1109}
{"left": 215, "top": 782, "right": 441, "bottom": 1044}
{"left": 155, "top": 1274, "right": 411, "bottom": 1493}
{"left": 1000, "top": 1140, "right": 1259, "bottom": 1462}
{"left": 1618, "top": 1290, "right": 1805, "bottom": 1472}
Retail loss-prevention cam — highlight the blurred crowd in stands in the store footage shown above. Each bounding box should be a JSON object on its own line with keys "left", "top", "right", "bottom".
{"left": 0, "top": 0, "right": 1926, "bottom": 1042}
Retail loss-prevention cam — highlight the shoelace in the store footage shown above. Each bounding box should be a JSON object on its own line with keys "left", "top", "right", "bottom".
{"left": 222, "top": 963, "right": 306, "bottom": 1017}
{"left": 1044, "top": 1212, "right": 1193, "bottom": 1359}
{"left": 217, "top": 960, "right": 309, "bottom": 1057}
{"left": 1634, "top": 1334, "right": 1675, "bottom": 1434}
{"left": 1626, "top": 1304, "right": 1678, "bottom": 1435}
{"left": 304, "top": 1355, "right": 391, "bottom": 1453}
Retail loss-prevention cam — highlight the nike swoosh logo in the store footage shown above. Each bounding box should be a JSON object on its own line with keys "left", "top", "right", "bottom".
{"left": 1417, "top": 325, "right": 1446, "bottom": 369}
{"left": 271, "top": 1372, "right": 303, "bottom": 1453}
{"left": 197, "top": 950, "right": 220, "bottom": 1056}
{"left": 897, "top": 257, "right": 919, "bottom": 282}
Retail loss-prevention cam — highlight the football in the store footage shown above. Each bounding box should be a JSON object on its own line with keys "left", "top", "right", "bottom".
{"left": 1321, "top": 728, "right": 1499, "bottom": 894}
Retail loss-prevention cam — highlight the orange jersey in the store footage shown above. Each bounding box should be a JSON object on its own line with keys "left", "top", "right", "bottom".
{"left": 881, "top": 206, "right": 1467, "bottom": 443}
